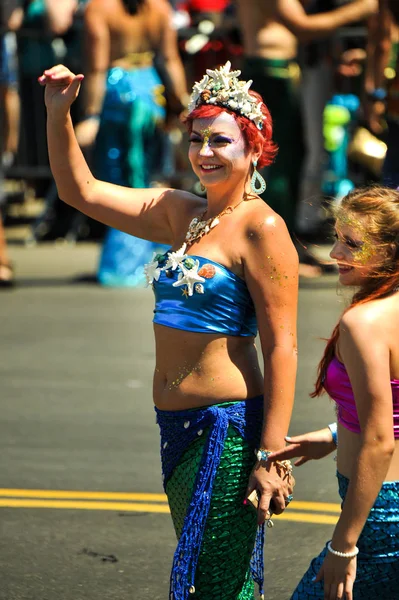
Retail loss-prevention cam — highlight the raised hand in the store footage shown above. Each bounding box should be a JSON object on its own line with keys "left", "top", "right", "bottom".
{"left": 267, "top": 427, "right": 336, "bottom": 467}
{"left": 38, "top": 65, "right": 84, "bottom": 118}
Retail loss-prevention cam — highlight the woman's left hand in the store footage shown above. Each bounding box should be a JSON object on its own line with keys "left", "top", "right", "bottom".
{"left": 246, "top": 461, "right": 295, "bottom": 525}
{"left": 315, "top": 552, "right": 357, "bottom": 600}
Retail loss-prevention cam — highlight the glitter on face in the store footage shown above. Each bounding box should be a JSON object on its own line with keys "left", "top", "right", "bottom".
{"left": 334, "top": 212, "right": 376, "bottom": 266}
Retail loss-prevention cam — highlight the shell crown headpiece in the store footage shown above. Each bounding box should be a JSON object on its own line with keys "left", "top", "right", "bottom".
{"left": 187, "top": 61, "right": 264, "bottom": 130}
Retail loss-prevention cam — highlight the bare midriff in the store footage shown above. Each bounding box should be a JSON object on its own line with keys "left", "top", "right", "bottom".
{"left": 337, "top": 424, "right": 399, "bottom": 483}
{"left": 153, "top": 324, "right": 264, "bottom": 411}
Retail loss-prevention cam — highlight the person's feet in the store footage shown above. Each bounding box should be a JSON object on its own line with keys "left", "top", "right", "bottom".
{"left": 0, "top": 262, "right": 14, "bottom": 287}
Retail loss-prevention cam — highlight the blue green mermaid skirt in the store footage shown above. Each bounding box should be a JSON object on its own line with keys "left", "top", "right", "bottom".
{"left": 291, "top": 472, "right": 399, "bottom": 599}
{"left": 95, "top": 65, "right": 168, "bottom": 287}
{"left": 156, "top": 397, "right": 265, "bottom": 600}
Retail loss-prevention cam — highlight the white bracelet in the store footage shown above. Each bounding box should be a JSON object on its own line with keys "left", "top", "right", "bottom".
{"left": 327, "top": 541, "right": 359, "bottom": 558}
{"left": 328, "top": 422, "right": 338, "bottom": 446}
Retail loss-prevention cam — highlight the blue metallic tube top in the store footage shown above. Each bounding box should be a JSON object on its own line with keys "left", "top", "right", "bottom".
{"left": 148, "top": 250, "right": 258, "bottom": 337}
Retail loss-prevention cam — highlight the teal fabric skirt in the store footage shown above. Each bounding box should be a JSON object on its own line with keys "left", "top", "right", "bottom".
{"left": 96, "top": 65, "right": 168, "bottom": 287}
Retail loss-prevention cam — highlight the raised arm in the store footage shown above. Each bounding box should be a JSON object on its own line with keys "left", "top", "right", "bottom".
{"left": 81, "top": 1, "right": 109, "bottom": 119}
{"left": 39, "top": 65, "right": 182, "bottom": 244}
{"left": 316, "top": 306, "right": 395, "bottom": 597}
{"left": 244, "top": 210, "right": 299, "bottom": 523}
{"left": 277, "top": 0, "right": 378, "bottom": 42}
{"left": 44, "top": 0, "right": 77, "bottom": 36}
{"left": 157, "top": 0, "right": 189, "bottom": 112}
{"left": 74, "top": 2, "right": 109, "bottom": 147}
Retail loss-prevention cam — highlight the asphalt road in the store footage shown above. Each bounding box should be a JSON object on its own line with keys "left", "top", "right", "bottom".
{"left": 0, "top": 243, "right": 344, "bottom": 600}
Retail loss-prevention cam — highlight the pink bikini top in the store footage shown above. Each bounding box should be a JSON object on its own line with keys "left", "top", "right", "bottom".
{"left": 324, "top": 356, "right": 399, "bottom": 439}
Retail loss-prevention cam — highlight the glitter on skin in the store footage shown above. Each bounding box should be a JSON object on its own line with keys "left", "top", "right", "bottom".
{"left": 335, "top": 212, "right": 376, "bottom": 266}
{"left": 199, "top": 127, "right": 214, "bottom": 153}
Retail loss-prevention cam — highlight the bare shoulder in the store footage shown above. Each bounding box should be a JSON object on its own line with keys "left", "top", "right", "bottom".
{"left": 147, "top": 0, "right": 172, "bottom": 16}
{"left": 340, "top": 297, "right": 394, "bottom": 340}
{"left": 84, "top": 0, "right": 126, "bottom": 16}
{"left": 242, "top": 199, "right": 297, "bottom": 259}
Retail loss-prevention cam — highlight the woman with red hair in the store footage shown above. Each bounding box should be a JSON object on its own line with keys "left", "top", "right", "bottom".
{"left": 39, "top": 61, "right": 298, "bottom": 599}
{"left": 269, "top": 186, "right": 399, "bottom": 599}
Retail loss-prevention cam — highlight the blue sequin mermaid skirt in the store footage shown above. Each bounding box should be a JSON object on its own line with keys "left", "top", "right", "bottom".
{"left": 95, "top": 65, "right": 168, "bottom": 287}
{"left": 156, "top": 398, "right": 265, "bottom": 600}
{"left": 291, "top": 472, "right": 399, "bottom": 599}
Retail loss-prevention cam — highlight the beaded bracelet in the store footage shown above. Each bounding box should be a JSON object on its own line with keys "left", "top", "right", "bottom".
{"left": 327, "top": 541, "right": 359, "bottom": 559}
{"left": 328, "top": 422, "right": 338, "bottom": 447}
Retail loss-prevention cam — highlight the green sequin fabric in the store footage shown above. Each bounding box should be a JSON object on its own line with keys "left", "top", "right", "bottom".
{"left": 166, "top": 425, "right": 259, "bottom": 599}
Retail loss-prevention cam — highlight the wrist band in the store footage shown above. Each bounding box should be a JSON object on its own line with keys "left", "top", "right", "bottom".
{"left": 255, "top": 448, "right": 272, "bottom": 462}
{"left": 327, "top": 541, "right": 359, "bottom": 559}
{"left": 328, "top": 422, "right": 338, "bottom": 447}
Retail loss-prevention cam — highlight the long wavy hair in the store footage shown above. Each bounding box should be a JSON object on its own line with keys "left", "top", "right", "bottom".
{"left": 122, "top": 0, "right": 145, "bottom": 15}
{"left": 312, "top": 185, "right": 399, "bottom": 397}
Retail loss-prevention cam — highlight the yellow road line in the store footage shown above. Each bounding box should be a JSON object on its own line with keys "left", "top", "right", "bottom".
{"left": 0, "top": 498, "right": 338, "bottom": 525}
{"left": 0, "top": 490, "right": 341, "bottom": 513}
{"left": 290, "top": 501, "right": 341, "bottom": 513}
{"left": 0, "top": 489, "right": 167, "bottom": 502}
{"left": 0, "top": 499, "right": 171, "bottom": 513}
{"left": 0, "top": 488, "right": 341, "bottom": 522}
{"left": 275, "top": 512, "right": 338, "bottom": 525}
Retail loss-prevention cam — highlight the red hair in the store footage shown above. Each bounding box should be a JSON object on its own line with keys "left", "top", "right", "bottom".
{"left": 312, "top": 186, "right": 399, "bottom": 397}
{"left": 183, "top": 91, "right": 278, "bottom": 169}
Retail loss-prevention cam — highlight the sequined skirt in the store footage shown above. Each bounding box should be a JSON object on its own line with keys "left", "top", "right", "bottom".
{"left": 156, "top": 397, "right": 264, "bottom": 600}
{"left": 291, "top": 472, "right": 399, "bottom": 599}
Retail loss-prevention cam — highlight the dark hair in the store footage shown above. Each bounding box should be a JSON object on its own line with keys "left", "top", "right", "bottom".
{"left": 312, "top": 185, "right": 399, "bottom": 397}
{"left": 122, "top": 0, "right": 145, "bottom": 15}
{"left": 183, "top": 91, "right": 278, "bottom": 169}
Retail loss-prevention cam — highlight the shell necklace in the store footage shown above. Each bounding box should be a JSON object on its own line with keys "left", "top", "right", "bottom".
{"left": 185, "top": 198, "right": 245, "bottom": 247}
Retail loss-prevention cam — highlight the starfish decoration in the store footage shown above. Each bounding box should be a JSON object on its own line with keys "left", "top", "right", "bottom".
{"left": 206, "top": 61, "right": 241, "bottom": 89}
{"left": 143, "top": 253, "right": 161, "bottom": 286}
{"left": 230, "top": 80, "right": 253, "bottom": 106}
{"left": 181, "top": 288, "right": 189, "bottom": 298}
{"left": 188, "top": 75, "right": 210, "bottom": 112}
{"left": 187, "top": 61, "right": 264, "bottom": 130}
{"left": 172, "top": 259, "right": 205, "bottom": 297}
{"left": 163, "top": 243, "right": 188, "bottom": 271}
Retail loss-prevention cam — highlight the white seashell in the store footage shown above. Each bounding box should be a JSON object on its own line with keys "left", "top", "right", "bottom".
{"left": 210, "top": 218, "right": 219, "bottom": 228}
{"left": 184, "top": 421, "right": 190, "bottom": 429}
{"left": 195, "top": 283, "right": 204, "bottom": 294}
{"left": 163, "top": 442, "right": 168, "bottom": 449}
{"left": 197, "top": 429, "right": 203, "bottom": 436}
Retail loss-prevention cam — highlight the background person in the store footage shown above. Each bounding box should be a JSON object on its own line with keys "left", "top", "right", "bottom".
{"left": 39, "top": 60, "right": 297, "bottom": 599}
{"left": 75, "top": 0, "right": 189, "bottom": 286}
{"left": 269, "top": 185, "right": 399, "bottom": 599}
{"left": 0, "top": 0, "right": 23, "bottom": 287}
{"left": 236, "top": 0, "right": 378, "bottom": 275}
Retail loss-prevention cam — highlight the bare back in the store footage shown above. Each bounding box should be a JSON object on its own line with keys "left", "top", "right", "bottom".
{"left": 236, "top": 0, "right": 298, "bottom": 60}
{"left": 88, "top": 0, "right": 171, "bottom": 62}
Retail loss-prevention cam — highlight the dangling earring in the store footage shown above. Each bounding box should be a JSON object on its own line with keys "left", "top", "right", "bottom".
{"left": 200, "top": 183, "right": 206, "bottom": 192}
{"left": 250, "top": 160, "right": 266, "bottom": 194}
